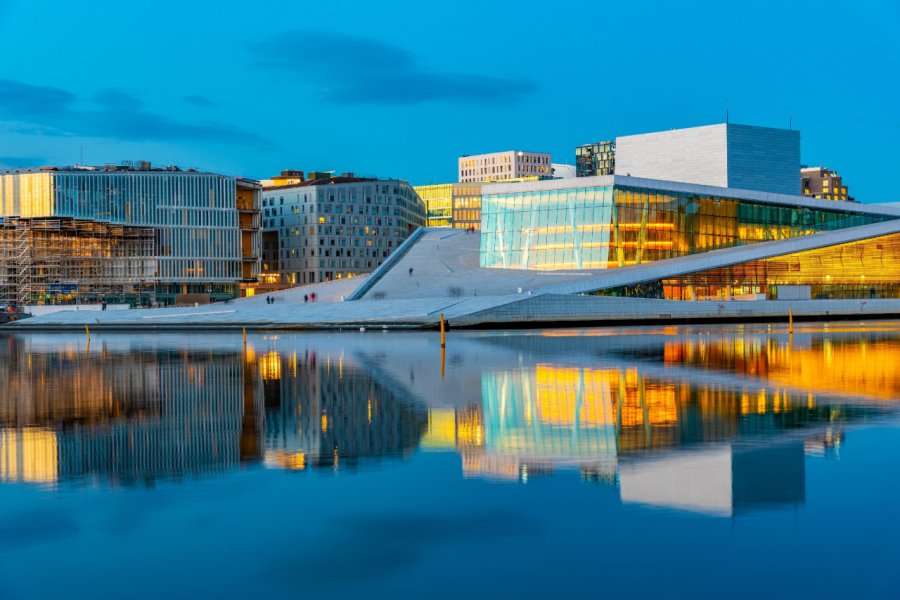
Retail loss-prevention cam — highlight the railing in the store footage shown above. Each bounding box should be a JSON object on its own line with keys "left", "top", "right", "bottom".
{"left": 344, "top": 227, "right": 426, "bottom": 301}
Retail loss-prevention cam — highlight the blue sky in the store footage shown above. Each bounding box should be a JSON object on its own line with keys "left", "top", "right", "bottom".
{"left": 0, "top": 0, "right": 897, "bottom": 200}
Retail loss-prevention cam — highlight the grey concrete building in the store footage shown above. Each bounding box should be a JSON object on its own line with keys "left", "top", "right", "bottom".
{"left": 615, "top": 123, "right": 800, "bottom": 195}
{"left": 261, "top": 174, "right": 426, "bottom": 285}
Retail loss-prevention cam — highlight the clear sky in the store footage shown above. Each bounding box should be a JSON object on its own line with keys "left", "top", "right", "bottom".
{"left": 0, "top": 0, "right": 897, "bottom": 201}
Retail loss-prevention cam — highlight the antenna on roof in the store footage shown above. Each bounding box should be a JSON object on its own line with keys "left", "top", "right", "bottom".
{"left": 725, "top": 99, "right": 729, "bottom": 124}
{"left": 789, "top": 108, "right": 793, "bottom": 130}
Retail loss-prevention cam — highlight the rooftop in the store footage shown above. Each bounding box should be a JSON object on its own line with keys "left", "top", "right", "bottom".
{"left": 480, "top": 175, "right": 900, "bottom": 216}
{"left": 459, "top": 150, "right": 552, "bottom": 158}
{"left": 617, "top": 122, "right": 797, "bottom": 138}
{"left": 0, "top": 161, "right": 229, "bottom": 177}
{"left": 261, "top": 174, "right": 412, "bottom": 191}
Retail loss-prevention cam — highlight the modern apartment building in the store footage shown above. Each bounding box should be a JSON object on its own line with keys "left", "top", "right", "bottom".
{"left": 801, "top": 167, "right": 851, "bottom": 201}
{"left": 261, "top": 173, "right": 425, "bottom": 285}
{"left": 575, "top": 140, "right": 616, "bottom": 177}
{"left": 0, "top": 163, "right": 261, "bottom": 307}
{"left": 615, "top": 123, "right": 801, "bottom": 195}
{"left": 459, "top": 150, "right": 552, "bottom": 183}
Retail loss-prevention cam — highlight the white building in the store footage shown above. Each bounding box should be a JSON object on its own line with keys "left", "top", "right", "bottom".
{"left": 458, "top": 150, "right": 552, "bottom": 183}
{"left": 551, "top": 163, "right": 577, "bottom": 179}
{"left": 615, "top": 123, "right": 800, "bottom": 195}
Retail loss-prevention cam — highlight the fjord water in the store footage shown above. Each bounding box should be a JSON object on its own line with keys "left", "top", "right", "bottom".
{"left": 1, "top": 324, "right": 899, "bottom": 599}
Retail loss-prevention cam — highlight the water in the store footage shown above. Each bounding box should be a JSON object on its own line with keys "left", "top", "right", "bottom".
{"left": 2, "top": 323, "right": 899, "bottom": 599}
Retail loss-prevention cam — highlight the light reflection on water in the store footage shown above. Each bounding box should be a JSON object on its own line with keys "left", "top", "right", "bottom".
{"left": 1, "top": 324, "right": 900, "bottom": 598}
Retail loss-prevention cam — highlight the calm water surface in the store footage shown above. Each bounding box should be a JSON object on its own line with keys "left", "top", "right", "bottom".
{"left": 2, "top": 323, "right": 899, "bottom": 599}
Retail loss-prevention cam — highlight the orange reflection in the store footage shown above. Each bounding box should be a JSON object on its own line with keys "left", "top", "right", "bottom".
{"left": 662, "top": 336, "right": 900, "bottom": 401}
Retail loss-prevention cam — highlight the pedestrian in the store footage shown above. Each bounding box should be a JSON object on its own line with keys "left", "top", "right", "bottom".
{"left": 304, "top": 294, "right": 309, "bottom": 303}
{"left": 311, "top": 292, "right": 316, "bottom": 302}
{"left": 409, "top": 267, "right": 413, "bottom": 276}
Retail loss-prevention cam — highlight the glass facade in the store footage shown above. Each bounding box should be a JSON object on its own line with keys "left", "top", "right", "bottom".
{"left": 575, "top": 141, "right": 616, "bottom": 177}
{"left": 480, "top": 183, "right": 892, "bottom": 270}
{"left": 598, "top": 231, "right": 900, "bottom": 301}
{"left": 451, "top": 183, "right": 483, "bottom": 230}
{"left": 414, "top": 183, "right": 454, "bottom": 227}
{"left": 413, "top": 183, "right": 484, "bottom": 230}
{"left": 0, "top": 169, "right": 256, "bottom": 306}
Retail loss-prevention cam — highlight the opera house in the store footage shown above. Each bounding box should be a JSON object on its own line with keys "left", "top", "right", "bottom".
{"left": 7, "top": 123, "right": 900, "bottom": 330}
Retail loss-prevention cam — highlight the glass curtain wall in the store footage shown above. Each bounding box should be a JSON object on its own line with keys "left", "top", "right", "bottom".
{"left": 481, "top": 185, "right": 615, "bottom": 270}
{"left": 0, "top": 170, "right": 246, "bottom": 305}
{"left": 481, "top": 184, "right": 890, "bottom": 270}
{"left": 656, "top": 231, "right": 900, "bottom": 300}
{"left": 451, "top": 183, "right": 483, "bottom": 230}
{"left": 413, "top": 183, "right": 484, "bottom": 230}
{"left": 413, "top": 184, "right": 453, "bottom": 227}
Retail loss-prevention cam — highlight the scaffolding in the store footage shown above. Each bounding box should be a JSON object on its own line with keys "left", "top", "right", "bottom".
{"left": 0, "top": 217, "right": 156, "bottom": 308}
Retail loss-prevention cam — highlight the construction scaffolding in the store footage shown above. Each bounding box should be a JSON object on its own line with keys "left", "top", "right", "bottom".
{"left": 0, "top": 217, "right": 156, "bottom": 308}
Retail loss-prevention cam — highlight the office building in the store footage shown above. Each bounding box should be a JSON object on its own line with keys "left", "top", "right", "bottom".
{"left": 261, "top": 172, "right": 425, "bottom": 285}
{"left": 0, "top": 163, "right": 261, "bottom": 308}
{"left": 459, "top": 150, "right": 552, "bottom": 183}
{"left": 615, "top": 123, "right": 800, "bottom": 195}
{"left": 576, "top": 140, "right": 616, "bottom": 177}
{"left": 801, "top": 166, "right": 851, "bottom": 201}
{"left": 413, "top": 182, "right": 484, "bottom": 229}
{"left": 260, "top": 169, "right": 306, "bottom": 188}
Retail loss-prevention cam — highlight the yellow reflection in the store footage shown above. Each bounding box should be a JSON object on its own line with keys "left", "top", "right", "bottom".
{"left": 662, "top": 335, "right": 900, "bottom": 401}
{"left": 456, "top": 406, "right": 484, "bottom": 447}
{"left": 0, "top": 428, "right": 58, "bottom": 484}
{"left": 264, "top": 450, "right": 306, "bottom": 471}
{"left": 662, "top": 231, "right": 900, "bottom": 300}
{"left": 259, "top": 351, "right": 282, "bottom": 381}
{"left": 421, "top": 409, "right": 457, "bottom": 449}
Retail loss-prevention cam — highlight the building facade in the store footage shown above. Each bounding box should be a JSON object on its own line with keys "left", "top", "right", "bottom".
{"left": 575, "top": 140, "right": 616, "bottom": 177}
{"left": 413, "top": 183, "right": 484, "bottom": 229}
{"left": 459, "top": 150, "right": 552, "bottom": 183}
{"left": 615, "top": 123, "right": 801, "bottom": 195}
{"left": 479, "top": 175, "right": 900, "bottom": 300}
{"left": 801, "top": 167, "right": 851, "bottom": 201}
{"left": 261, "top": 175, "right": 425, "bottom": 285}
{"left": 0, "top": 164, "right": 261, "bottom": 307}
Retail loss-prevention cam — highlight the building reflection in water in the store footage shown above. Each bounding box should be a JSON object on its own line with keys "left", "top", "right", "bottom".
{"left": 0, "top": 339, "right": 427, "bottom": 485}
{"left": 420, "top": 328, "right": 899, "bottom": 515}
{"left": 262, "top": 349, "right": 428, "bottom": 471}
{"left": 0, "top": 338, "right": 252, "bottom": 485}
{"left": 655, "top": 332, "right": 900, "bottom": 401}
{"left": 0, "top": 330, "right": 895, "bottom": 517}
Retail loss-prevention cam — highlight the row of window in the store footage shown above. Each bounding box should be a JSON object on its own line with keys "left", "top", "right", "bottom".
{"left": 0, "top": 172, "right": 239, "bottom": 226}
{"left": 277, "top": 247, "right": 392, "bottom": 261}
{"left": 157, "top": 258, "right": 242, "bottom": 281}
